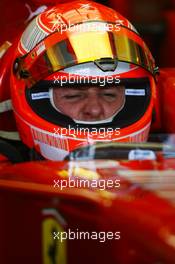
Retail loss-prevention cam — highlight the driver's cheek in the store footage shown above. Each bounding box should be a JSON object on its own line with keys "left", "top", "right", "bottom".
{"left": 104, "top": 100, "right": 120, "bottom": 116}
{"left": 67, "top": 103, "right": 82, "bottom": 120}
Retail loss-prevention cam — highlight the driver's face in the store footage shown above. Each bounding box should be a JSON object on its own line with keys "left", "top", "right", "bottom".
{"left": 52, "top": 85, "right": 125, "bottom": 121}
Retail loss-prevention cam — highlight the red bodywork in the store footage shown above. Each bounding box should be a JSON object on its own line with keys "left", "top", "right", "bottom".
{"left": 1, "top": 158, "right": 175, "bottom": 263}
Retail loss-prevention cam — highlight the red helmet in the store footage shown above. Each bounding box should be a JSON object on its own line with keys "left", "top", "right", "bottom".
{"left": 11, "top": 0, "right": 157, "bottom": 160}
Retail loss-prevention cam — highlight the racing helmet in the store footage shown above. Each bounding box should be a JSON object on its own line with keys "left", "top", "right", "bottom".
{"left": 11, "top": 0, "right": 157, "bottom": 160}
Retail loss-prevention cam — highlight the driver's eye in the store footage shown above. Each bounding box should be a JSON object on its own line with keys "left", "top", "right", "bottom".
{"left": 103, "top": 93, "right": 117, "bottom": 97}
{"left": 64, "top": 95, "right": 79, "bottom": 98}
{"left": 101, "top": 92, "right": 118, "bottom": 101}
{"left": 63, "top": 94, "right": 84, "bottom": 100}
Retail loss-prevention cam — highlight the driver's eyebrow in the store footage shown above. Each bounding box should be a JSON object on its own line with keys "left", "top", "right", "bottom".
{"left": 54, "top": 85, "right": 123, "bottom": 91}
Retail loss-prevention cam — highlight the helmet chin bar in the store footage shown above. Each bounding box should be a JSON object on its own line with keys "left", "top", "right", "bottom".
{"left": 49, "top": 88, "right": 126, "bottom": 125}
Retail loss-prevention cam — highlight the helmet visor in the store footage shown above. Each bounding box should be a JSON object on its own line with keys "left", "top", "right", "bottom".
{"left": 16, "top": 23, "right": 155, "bottom": 87}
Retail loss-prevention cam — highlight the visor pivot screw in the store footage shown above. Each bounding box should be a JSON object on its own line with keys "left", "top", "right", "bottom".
{"left": 13, "top": 58, "right": 20, "bottom": 74}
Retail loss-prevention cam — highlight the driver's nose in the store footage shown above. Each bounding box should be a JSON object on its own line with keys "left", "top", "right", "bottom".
{"left": 82, "top": 95, "right": 104, "bottom": 121}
